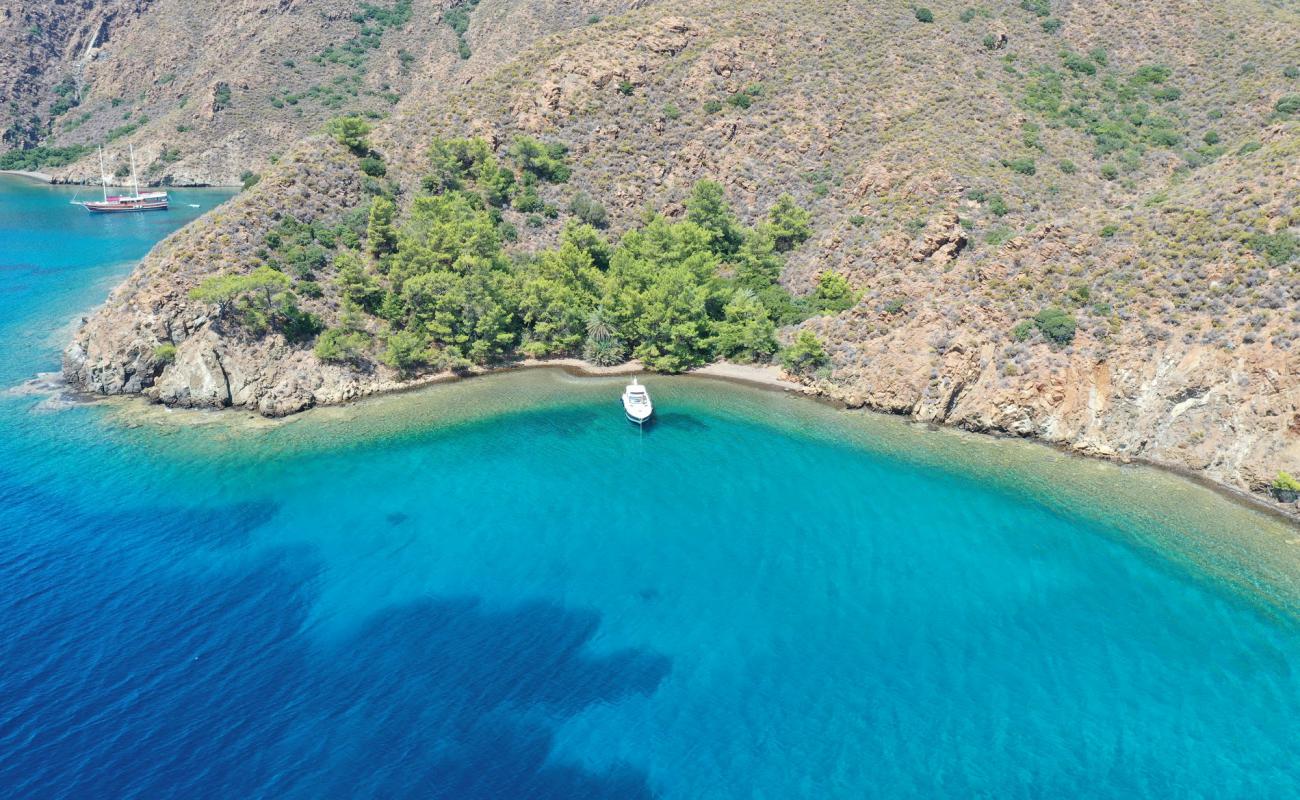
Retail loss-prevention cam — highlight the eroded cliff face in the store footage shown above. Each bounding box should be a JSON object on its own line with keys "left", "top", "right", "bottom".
{"left": 797, "top": 307, "right": 1300, "bottom": 496}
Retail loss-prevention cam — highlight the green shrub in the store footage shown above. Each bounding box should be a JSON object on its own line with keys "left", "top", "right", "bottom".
{"left": 1012, "top": 320, "right": 1035, "bottom": 341}
{"left": 568, "top": 192, "right": 608, "bottom": 228}
{"left": 508, "top": 135, "right": 570, "bottom": 182}
{"left": 985, "top": 226, "right": 1013, "bottom": 246}
{"left": 1005, "top": 157, "right": 1036, "bottom": 175}
{"left": 240, "top": 171, "right": 261, "bottom": 190}
{"left": 296, "top": 280, "right": 323, "bottom": 299}
{"left": 212, "top": 83, "right": 232, "bottom": 110}
{"left": 1021, "top": 121, "right": 1041, "bottom": 149}
{"left": 703, "top": 99, "right": 723, "bottom": 114}
{"left": 1061, "top": 51, "right": 1096, "bottom": 75}
{"left": 663, "top": 103, "right": 681, "bottom": 120}
{"left": 1284, "top": 66, "right": 1300, "bottom": 79}
{"left": 153, "top": 343, "right": 177, "bottom": 364}
{"left": 727, "top": 92, "right": 752, "bottom": 109}
{"left": 190, "top": 266, "right": 294, "bottom": 334}
{"left": 366, "top": 195, "right": 397, "bottom": 256}
{"left": 326, "top": 116, "right": 372, "bottom": 154}
{"left": 315, "top": 327, "right": 372, "bottom": 364}
{"left": 883, "top": 298, "right": 907, "bottom": 314}
{"left": 988, "top": 195, "right": 1009, "bottom": 216}
{"left": 813, "top": 271, "right": 855, "bottom": 313}
{"left": 382, "top": 330, "right": 428, "bottom": 375}
{"left": 1249, "top": 233, "right": 1299, "bottom": 266}
{"left": 848, "top": 214, "right": 866, "bottom": 227}
{"left": 1202, "top": 131, "right": 1219, "bottom": 145}
{"left": 1041, "top": 18, "right": 1062, "bottom": 33}
{"left": 779, "top": 330, "right": 829, "bottom": 375}
{"left": 359, "top": 155, "right": 387, "bottom": 177}
{"left": 1131, "top": 64, "right": 1171, "bottom": 86}
{"left": 617, "top": 79, "right": 634, "bottom": 96}
{"left": 1237, "top": 141, "right": 1262, "bottom": 156}
{"left": 284, "top": 243, "right": 328, "bottom": 278}
{"left": 1275, "top": 95, "right": 1300, "bottom": 116}
{"left": 1100, "top": 163, "right": 1119, "bottom": 180}
{"left": 1100, "top": 224, "right": 1119, "bottom": 237}
{"left": 915, "top": 8, "right": 934, "bottom": 23}
{"left": 1033, "top": 306, "right": 1077, "bottom": 344}
{"left": 1273, "top": 471, "right": 1300, "bottom": 492}
{"left": 1057, "top": 159, "right": 1077, "bottom": 174}
{"left": 767, "top": 194, "right": 812, "bottom": 251}
{"left": 714, "top": 290, "right": 778, "bottom": 363}
{"left": 514, "top": 186, "right": 543, "bottom": 212}
{"left": 442, "top": 0, "right": 478, "bottom": 59}
{"left": 687, "top": 180, "right": 745, "bottom": 254}
{"left": 50, "top": 95, "right": 78, "bottom": 116}
{"left": 1020, "top": 0, "right": 1050, "bottom": 17}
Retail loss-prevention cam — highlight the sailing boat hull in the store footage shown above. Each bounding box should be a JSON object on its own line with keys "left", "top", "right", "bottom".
{"left": 80, "top": 144, "right": 168, "bottom": 213}
{"left": 83, "top": 199, "right": 169, "bottom": 213}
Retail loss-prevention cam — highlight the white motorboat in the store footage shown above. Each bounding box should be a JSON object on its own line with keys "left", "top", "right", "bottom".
{"left": 622, "top": 378, "right": 653, "bottom": 425}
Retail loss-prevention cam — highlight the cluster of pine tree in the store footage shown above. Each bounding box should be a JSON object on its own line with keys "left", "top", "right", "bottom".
{"left": 199, "top": 133, "right": 849, "bottom": 378}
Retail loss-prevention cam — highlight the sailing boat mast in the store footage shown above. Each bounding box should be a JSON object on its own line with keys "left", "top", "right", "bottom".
{"left": 98, "top": 146, "right": 108, "bottom": 201}
{"left": 128, "top": 143, "right": 139, "bottom": 199}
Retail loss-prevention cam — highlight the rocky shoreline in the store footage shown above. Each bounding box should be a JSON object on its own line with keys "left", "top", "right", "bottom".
{"left": 54, "top": 336, "right": 1300, "bottom": 525}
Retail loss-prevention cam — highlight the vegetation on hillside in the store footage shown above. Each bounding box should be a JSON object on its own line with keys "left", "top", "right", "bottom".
{"left": 192, "top": 134, "right": 840, "bottom": 376}
{"left": 0, "top": 144, "right": 91, "bottom": 171}
{"left": 443, "top": 0, "right": 482, "bottom": 60}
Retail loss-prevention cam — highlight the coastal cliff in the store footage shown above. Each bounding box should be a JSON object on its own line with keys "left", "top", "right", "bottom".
{"left": 59, "top": 0, "right": 1300, "bottom": 507}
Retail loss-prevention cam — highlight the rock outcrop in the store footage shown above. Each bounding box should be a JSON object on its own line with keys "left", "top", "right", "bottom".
{"left": 63, "top": 138, "right": 386, "bottom": 416}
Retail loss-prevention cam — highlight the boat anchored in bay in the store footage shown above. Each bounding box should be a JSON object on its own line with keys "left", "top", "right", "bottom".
{"left": 77, "top": 145, "right": 168, "bottom": 214}
{"left": 622, "top": 378, "right": 653, "bottom": 426}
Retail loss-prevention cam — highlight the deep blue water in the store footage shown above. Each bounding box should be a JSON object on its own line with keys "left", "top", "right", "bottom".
{"left": 1, "top": 175, "right": 1299, "bottom": 798}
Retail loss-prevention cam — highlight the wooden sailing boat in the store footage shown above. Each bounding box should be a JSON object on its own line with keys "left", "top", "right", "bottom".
{"left": 79, "top": 144, "right": 168, "bottom": 213}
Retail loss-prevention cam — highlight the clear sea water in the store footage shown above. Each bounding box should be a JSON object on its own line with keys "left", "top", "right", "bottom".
{"left": 1, "top": 175, "right": 1299, "bottom": 798}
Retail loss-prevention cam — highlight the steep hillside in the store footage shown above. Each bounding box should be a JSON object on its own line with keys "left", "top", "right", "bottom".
{"left": 2, "top": 0, "right": 639, "bottom": 184}
{"left": 59, "top": 0, "right": 1300, "bottom": 506}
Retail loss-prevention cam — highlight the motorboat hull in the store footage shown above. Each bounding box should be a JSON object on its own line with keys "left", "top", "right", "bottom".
{"left": 622, "top": 378, "right": 653, "bottom": 425}
{"left": 625, "top": 408, "right": 653, "bottom": 425}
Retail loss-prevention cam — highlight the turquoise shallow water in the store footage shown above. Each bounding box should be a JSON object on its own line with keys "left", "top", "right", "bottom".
{"left": 2, "top": 175, "right": 1299, "bottom": 798}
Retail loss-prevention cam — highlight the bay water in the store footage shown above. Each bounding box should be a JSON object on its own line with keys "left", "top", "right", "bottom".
{"left": 1, "top": 176, "right": 1298, "bottom": 798}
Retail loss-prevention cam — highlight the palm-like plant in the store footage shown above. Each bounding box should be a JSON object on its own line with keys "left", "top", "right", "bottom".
{"left": 585, "top": 307, "right": 615, "bottom": 342}
{"left": 583, "top": 335, "right": 626, "bottom": 366}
